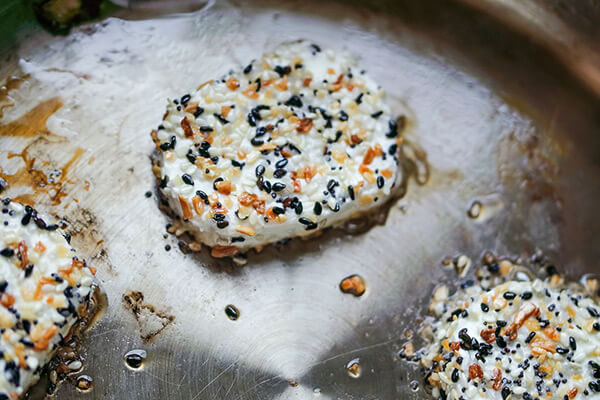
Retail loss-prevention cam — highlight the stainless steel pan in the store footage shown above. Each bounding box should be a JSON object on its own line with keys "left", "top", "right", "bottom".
{"left": 1, "top": 1, "right": 599, "bottom": 399}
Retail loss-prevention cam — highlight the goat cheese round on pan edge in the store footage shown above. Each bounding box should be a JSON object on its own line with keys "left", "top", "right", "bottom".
{"left": 151, "top": 41, "right": 403, "bottom": 257}
{"left": 421, "top": 279, "right": 600, "bottom": 400}
{"left": 0, "top": 199, "right": 97, "bottom": 398}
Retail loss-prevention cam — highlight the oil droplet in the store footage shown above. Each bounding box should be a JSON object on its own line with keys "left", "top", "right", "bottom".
{"left": 225, "top": 304, "right": 240, "bottom": 320}
{"left": 339, "top": 275, "right": 366, "bottom": 297}
{"left": 467, "top": 200, "right": 482, "bottom": 219}
{"left": 124, "top": 349, "right": 147, "bottom": 370}
{"left": 346, "top": 358, "right": 361, "bottom": 378}
{"left": 313, "top": 387, "right": 321, "bottom": 395}
{"left": 75, "top": 375, "right": 93, "bottom": 392}
{"left": 286, "top": 379, "right": 298, "bottom": 387}
{"left": 410, "top": 380, "right": 419, "bottom": 392}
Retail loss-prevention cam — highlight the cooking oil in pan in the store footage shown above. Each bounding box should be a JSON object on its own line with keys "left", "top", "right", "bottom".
{"left": 467, "top": 199, "right": 482, "bottom": 218}
{"left": 346, "top": 358, "right": 361, "bottom": 378}
{"left": 124, "top": 350, "right": 147, "bottom": 370}
{"left": 74, "top": 375, "right": 93, "bottom": 393}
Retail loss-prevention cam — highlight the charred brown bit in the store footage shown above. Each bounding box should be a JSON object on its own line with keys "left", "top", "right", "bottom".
{"left": 480, "top": 328, "right": 496, "bottom": 344}
{"left": 211, "top": 245, "right": 238, "bottom": 258}
{"left": 295, "top": 118, "right": 313, "bottom": 133}
{"left": 468, "top": 364, "right": 483, "bottom": 380}
{"left": 492, "top": 368, "right": 502, "bottom": 391}
{"left": 505, "top": 303, "right": 540, "bottom": 340}
{"left": 178, "top": 196, "right": 193, "bottom": 221}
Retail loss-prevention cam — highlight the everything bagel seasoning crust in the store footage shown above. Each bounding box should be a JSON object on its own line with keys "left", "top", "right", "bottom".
{"left": 151, "top": 41, "right": 403, "bottom": 257}
{"left": 0, "top": 199, "right": 97, "bottom": 398}
{"left": 422, "top": 279, "right": 600, "bottom": 400}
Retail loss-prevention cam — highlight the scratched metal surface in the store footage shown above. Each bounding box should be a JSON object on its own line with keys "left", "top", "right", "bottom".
{"left": 1, "top": 1, "right": 600, "bottom": 399}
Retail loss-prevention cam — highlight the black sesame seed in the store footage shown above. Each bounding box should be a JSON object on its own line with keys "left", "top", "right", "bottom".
{"left": 193, "top": 106, "right": 204, "bottom": 118}
{"left": 377, "top": 176, "right": 384, "bottom": 189}
{"left": 339, "top": 110, "right": 348, "bottom": 121}
{"left": 588, "top": 307, "right": 600, "bottom": 318}
{"left": 247, "top": 112, "right": 257, "bottom": 127}
{"left": 556, "top": 347, "right": 569, "bottom": 355}
{"left": 217, "top": 220, "right": 229, "bottom": 229}
{"left": 501, "top": 387, "right": 511, "bottom": 400}
{"left": 251, "top": 137, "right": 264, "bottom": 146}
{"left": 273, "top": 169, "right": 286, "bottom": 178}
{"left": 313, "top": 202, "right": 322, "bottom": 215}
{"left": 347, "top": 185, "right": 355, "bottom": 200}
{"left": 275, "top": 159, "right": 288, "bottom": 168}
{"left": 273, "top": 207, "right": 285, "bottom": 215}
{"left": 4, "top": 360, "right": 20, "bottom": 386}
{"left": 327, "top": 179, "right": 338, "bottom": 193}
{"left": 355, "top": 93, "right": 363, "bottom": 104}
{"left": 274, "top": 65, "right": 291, "bottom": 77}
{"left": 243, "top": 64, "right": 252, "bottom": 74}
{"left": 24, "top": 264, "right": 33, "bottom": 278}
{"left": 481, "top": 303, "right": 489, "bottom": 312}
{"left": 256, "top": 126, "right": 267, "bottom": 137}
{"left": 284, "top": 95, "right": 303, "bottom": 108}
{"left": 299, "top": 217, "right": 313, "bottom": 225}
{"left": 232, "top": 237, "right": 245, "bottom": 243}
{"left": 451, "top": 368, "right": 459, "bottom": 383}
{"left": 0, "top": 248, "right": 14, "bottom": 257}
{"left": 496, "top": 336, "right": 507, "bottom": 349}
{"left": 180, "top": 94, "right": 191, "bottom": 106}
{"left": 255, "top": 165, "right": 265, "bottom": 177}
{"left": 311, "top": 44, "right": 321, "bottom": 53}
{"left": 385, "top": 119, "right": 398, "bottom": 138}
{"left": 371, "top": 110, "right": 383, "bottom": 118}
{"left": 196, "top": 190, "right": 209, "bottom": 204}
{"left": 199, "top": 126, "right": 213, "bottom": 132}
{"left": 525, "top": 332, "right": 536, "bottom": 343}
{"left": 272, "top": 182, "right": 286, "bottom": 192}
{"left": 569, "top": 337, "right": 576, "bottom": 351}
{"left": 594, "top": 322, "right": 600, "bottom": 331}
{"left": 521, "top": 291, "right": 533, "bottom": 300}
{"left": 214, "top": 113, "right": 229, "bottom": 124}
{"left": 181, "top": 174, "right": 194, "bottom": 185}
{"left": 503, "top": 292, "right": 517, "bottom": 300}
{"left": 21, "top": 212, "right": 32, "bottom": 226}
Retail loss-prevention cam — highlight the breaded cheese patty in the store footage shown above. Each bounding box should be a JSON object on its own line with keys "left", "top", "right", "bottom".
{"left": 422, "top": 279, "right": 600, "bottom": 400}
{"left": 151, "top": 41, "right": 403, "bottom": 257}
{"left": 0, "top": 199, "right": 96, "bottom": 398}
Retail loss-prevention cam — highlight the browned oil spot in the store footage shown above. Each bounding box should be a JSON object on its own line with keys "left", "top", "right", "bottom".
{"left": 1, "top": 143, "right": 85, "bottom": 205}
{"left": 122, "top": 291, "right": 175, "bottom": 343}
{"left": 0, "top": 75, "right": 29, "bottom": 119}
{"left": 339, "top": 274, "right": 366, "bottom": 297}
{"left": 286, "top": 379, "right": 298, "bottom": 387}
{"left": 45, "top": 285, "right": 106, "bottom": 396}
{"left": 497, "top": 130, "right": 561, "bottom": 204}
{"left": 57, "top": 206, "right": 113, "bottom": 275}
{"left": 0, "top": 97, "right": 63, "bottom": 138}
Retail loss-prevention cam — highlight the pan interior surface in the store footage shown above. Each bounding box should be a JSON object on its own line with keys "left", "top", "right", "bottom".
{"left": 0, "top": 1, "right": 599, "bottom": 399}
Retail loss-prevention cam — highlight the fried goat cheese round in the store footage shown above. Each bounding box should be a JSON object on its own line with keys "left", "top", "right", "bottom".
{"left": 0, "top": 199, "right": 97, "bottom": 398}
{"left": 151, "top": 41, "right": 403, "bottom": 257}
{"left": 421, "top": 280, "right": 600, "bottom": 400}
